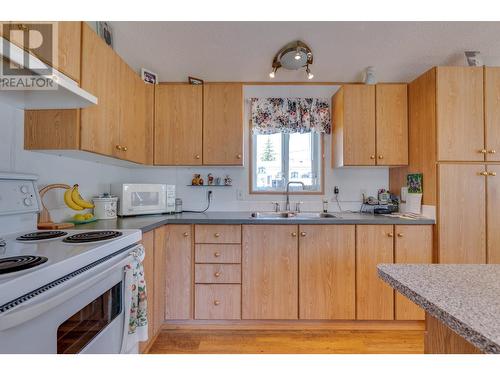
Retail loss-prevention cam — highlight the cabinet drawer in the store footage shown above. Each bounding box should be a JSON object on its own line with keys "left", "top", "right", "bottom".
{"left": 195, "top": 264, "right": 241, "bottom": 284}
{"left": 195, "top": 244, "right": 241, "bottom": 263}
{"left": 195, "top": 225, "right": 241, "bottom": 244}
{"left": 195, "top": 284, "right": 241, "bottom": 319}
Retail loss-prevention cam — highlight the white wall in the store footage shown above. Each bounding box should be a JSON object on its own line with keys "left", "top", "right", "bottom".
{"left": 0, "top": 85, "right": 388, "bottom": 218}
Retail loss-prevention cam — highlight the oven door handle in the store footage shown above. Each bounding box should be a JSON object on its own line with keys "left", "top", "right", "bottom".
{"left": 0, "top": 249, "right": 138, "bottom": 332}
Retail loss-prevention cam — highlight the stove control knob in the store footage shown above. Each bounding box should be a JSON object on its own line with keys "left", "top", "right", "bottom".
{"left": 23, "top": 197, "right": 33, "bottom": 206}
{"left": 20, "top": 185, "right": 30, "bottom": 194}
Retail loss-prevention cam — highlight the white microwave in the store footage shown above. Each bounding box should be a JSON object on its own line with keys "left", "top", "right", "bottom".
{"left": 110, "top": 183, "right": 175, "bottom": 216}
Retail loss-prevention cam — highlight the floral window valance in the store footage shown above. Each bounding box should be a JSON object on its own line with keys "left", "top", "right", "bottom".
{"left": 251, "top": 97, "right": 330, "bottom": 135}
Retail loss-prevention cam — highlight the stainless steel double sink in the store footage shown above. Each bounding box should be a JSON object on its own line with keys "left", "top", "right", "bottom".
{"left": 250, "top": 212, "right": 338, "bottom": 219}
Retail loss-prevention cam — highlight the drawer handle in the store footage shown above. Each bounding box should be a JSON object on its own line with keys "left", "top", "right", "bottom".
{"left": 214, "top": 300, "right": 220, "bottom": 306}
{"left": 387, "top": 233, "right": 394, "bottom": 238}
{"left": 183, "top": 232, "right": 189, "bottom": 237}
{"left": 300, "top": 232, "right": 307, "bottom": 237}
{"left": 291, "top": 232, "right": 297, "bottom": 237}
{"left": 214, "top": 233, "right": 221, "bottom": 238}
{"left": 397, "top": 233, "right": 403, "bottom": 237}
{"left": 214, "top": 252, "right": 221, "bottom": 257}
{"left": 214, "top": 272, "right": 221, "bottom": 277}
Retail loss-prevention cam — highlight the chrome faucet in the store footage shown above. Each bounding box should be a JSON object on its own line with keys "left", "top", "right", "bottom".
{"left": 285, "top": 181, "right": 305, "bottom": 212}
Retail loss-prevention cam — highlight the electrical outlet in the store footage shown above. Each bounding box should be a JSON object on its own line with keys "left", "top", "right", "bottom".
{"left": 236, "top": 189, "right": 244, "bottom": 201}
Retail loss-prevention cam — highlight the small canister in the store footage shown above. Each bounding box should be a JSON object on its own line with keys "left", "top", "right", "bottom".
{"left": 175, "top": 198, "right": 183, "bottom": 214}
{"left": 92, "top": 196, "right": 118, "bottom": 220}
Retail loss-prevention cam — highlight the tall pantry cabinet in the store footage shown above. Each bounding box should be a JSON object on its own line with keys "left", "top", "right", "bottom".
{"left": 389, "top": 66, "right": 500, "bottom": 264}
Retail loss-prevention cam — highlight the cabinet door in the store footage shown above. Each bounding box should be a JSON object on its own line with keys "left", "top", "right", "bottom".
{"left": 118, "top": 61, "right": 153, "bottom": 164}
{"left": 436, "top": 67, "right": 484, "bottom": 161}
{"left": 487, "top": 165, "right": 500, "bottom": 264}
{"left": 139, "top": 231, "right": 155, "bottom": 353}
{"left": 438, "top": 164, "right": 486, "bottom": 263}
{"left": 203, "top": 83, "right": 243, "bottom": 165}
{"left": 56, "top": 22, "right": 81, "bottom": 82}
{"left": 394, "top": 225, "right": 433, "bottom": 320}
{"left": 338, "top": 85, "right": 376, "bottom": 166}
{"left": 242, "top": 225, "right": 298, "bottom": 319}
{"left": 80, "top": 23, "right": 120, "bottom": 157}
{"left": 376, "top": 84, "right": 408, "bottom": 165}
{"left": 154, "top": 84, "right": 203, "bottom": 165}
{"left": 153, "top": 226, "right": 166, "bottom": 335}
{"left": 299, "top": 225, "right": 355, "bottom": 319}
{"left": 165, "top": 225, "right": 193, "bottom": 319}
{"left": 484, "top": 67, "right": 500, "bottom": 161}
{"left": 356, "top": 225, "right": 394, "bottom": 320}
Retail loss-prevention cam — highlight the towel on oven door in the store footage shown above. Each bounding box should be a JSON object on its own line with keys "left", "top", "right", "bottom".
{"left": 121, "top": 245, "right": 148, "bottom": 353}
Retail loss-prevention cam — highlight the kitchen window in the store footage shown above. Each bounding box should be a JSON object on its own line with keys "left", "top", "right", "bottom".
{"left": 250, "top": 97, "right": 329, "bottom": 194}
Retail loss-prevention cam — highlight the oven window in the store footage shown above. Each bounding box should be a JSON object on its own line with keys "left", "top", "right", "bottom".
{"left": 131, "top": 192, "right": 159, "bottom": 207}
{"left": 57, "top": 282, "right": 122, "bottom": 354}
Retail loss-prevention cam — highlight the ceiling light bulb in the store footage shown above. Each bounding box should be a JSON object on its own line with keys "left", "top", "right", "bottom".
{"left": 294, "top": 51, "right": 301, "bottom": 60}
{"left": 269, "top": 70, "right": 275, "bottom": 79}
{"left": 308, "top": 72, "right": 314, "bottom": 80}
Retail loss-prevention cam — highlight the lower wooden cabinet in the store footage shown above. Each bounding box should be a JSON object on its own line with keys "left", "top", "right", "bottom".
{"left": 165, "top": 225, "right": 193, "bottom": 320}
{"left": 356, "top": 225, "right": 395, "bottom": 320}
{"left": 195, "top": 284, "right": 241, "bottom": 319}
{"left": 242, "top": 225, "right": 298, "bottom": 319}
{"left": 299, "top": 225, "right": 356, "bottom": 319}
{"left": 394, "top": 225, "right": 433, "bottom": 320}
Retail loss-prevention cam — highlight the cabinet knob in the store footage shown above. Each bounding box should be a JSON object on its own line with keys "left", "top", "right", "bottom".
{"left": 378, "top": 155, "right": 384, "bottom": 159}
{"left": 214, "top": 233, "right": 220, "bottom": 238}
{"left": 236, "top": 154, "right": 242, "bottom": 159}
{"left": 17, "top": 24, "right": 28, "bottom": 31}
{"left": 387, "top": 233, "right": 394, "bottom": 238}
{"left": 488, "top": 150, "right": 497, "bottom": 154}
{"left": 291, "top": 232, "right": 297, "bottom": 237}
{"left": 214, "top": 300, "right": 220, "bottom": 306}
{"left": 183, "top": 232, "right": 189, "bottom": 237}
{"left": 115, "top": 145, "right": 122, "bottom": 150}
{"left": 479, "top": 171, "right": 489, "bottom": 176}
{"left": 397, "top": 233, "right": 403, "bottom": 237}
{"left": 489, "top": 172, "right": 497, "bottom": 176}
{"left": 214, "top": 252, "right": 221, "bottom": 257}
{"left": 479, "top": 149, "right": 488, "bottom": 154}
{"left": 300, "top": 232, "right": 307, "bottom": 237}
{"left": 122, "top": 146, "right": 128, "bottom": 151}
{"left": 370, "top": 155, "right": 375, "bottom": 160}
{"left": 195, "top": 154, "right": 200, "bottom": 159}
{"left": 214, "top": 272, "right": 221, "bottom": 277}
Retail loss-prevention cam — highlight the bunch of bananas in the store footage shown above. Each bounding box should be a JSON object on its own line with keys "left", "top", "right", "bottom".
{"left": 64, "top": 184, "right": 95, "bottom": 211}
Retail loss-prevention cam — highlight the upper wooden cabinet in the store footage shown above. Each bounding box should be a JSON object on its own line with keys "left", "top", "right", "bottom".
{"left": 298, "top": 225, "right": 355, "bottom": 320}
{"left": 484, "top": 67, "right": 500, "bottom": 162}
{"left": 436, "top": 67, "right": 484, "bottom": 161}
{"left": 332, "top": 84, "right": 408, "bottom": 167}
{"left": 25, "top": 23, "right": 153, "bottom": 165}
{"left": 0, "top": 21, "right": 81, "bottom": 82}
{"left": 242, "top": 225, "right": 298, "bottom": 319}
{"left": 203, "top": 83, "right": 243, "bottom": 165}
{"left": 154, "top": 84, "right": 203, "bottom": 165}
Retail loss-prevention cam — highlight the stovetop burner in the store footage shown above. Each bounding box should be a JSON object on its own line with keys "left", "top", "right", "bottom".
{"left": 62, "top": 231, "right": 123, "bottom": 244}
{"left": 0, "top": 255, "right": 48, "bottom": 274}
{"left": 16, "top": 231, "right": 68, "bottom": 241}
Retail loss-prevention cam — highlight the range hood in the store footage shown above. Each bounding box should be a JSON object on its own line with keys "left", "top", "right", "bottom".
{"left": 0, "top": 37, "right": 97, "bottom": 110}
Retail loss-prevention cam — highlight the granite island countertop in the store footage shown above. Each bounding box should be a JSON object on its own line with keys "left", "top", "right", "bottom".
{"left": 378, "top": 264, "right": 500, "bottom": 354}
{"left": 75, "top": 211, "right": 435, "bottom": 232}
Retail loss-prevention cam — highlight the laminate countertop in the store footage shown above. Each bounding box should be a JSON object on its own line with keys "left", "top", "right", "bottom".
{"left": 75, "top": 211, "right": 435, "bottom": 233}
{"left": 378, "top": 264, "right": 500, "bottom": 354}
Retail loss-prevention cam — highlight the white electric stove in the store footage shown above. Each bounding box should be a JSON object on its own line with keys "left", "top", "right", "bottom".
{"left": 0, "top": 172, "right": 142, "bottom": 354}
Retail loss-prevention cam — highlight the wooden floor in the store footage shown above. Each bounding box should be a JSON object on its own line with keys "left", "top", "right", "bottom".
{"left": 148, "top": 329, "right": 424, "bottom": 354}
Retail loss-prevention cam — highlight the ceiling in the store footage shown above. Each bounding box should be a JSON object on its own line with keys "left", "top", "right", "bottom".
{"left": 108, "top": 21, "right": 500, "bottom": 83}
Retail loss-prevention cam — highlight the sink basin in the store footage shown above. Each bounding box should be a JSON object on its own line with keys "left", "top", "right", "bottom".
{"left": 250, "top": 212, "right": 338, "bottom": 219}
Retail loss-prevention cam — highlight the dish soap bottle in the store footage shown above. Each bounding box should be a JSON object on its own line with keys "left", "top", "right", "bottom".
{"left": 322, "top": 198, "right": 328, "bottom": 213}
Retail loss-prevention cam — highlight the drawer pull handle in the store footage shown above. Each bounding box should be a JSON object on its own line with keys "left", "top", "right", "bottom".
{"left": 214, "top": 233, "right": 220, "bottom": 238}
{"left": 397, "top": 233, "right": 403, "bottom": 237}
{"left": 214, "top": 252, "right": 221, "bottom": 257}
{"left": 214, "top": 300, "right": 220, "bottom": 306}
{"left": 387, "top": 233, "right": 394, "bottom": 238}
{"left": 183, "top": 232, "right": 189, "bottom": 237}
{"left": 300, "top": 232, "right": 307, "bottom": 237}
{"left": 291, "top": 232, "right": 297, "bottom": 237}
{"left": 214, "top": 272, "right": 221, "bottom": 277}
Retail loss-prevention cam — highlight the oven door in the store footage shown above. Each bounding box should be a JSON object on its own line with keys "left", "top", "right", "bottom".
{"left": 120, "top": 184, "right": 167, "bottom": 216}
{"left": 0, "top": 247, "right": 139, "bottom": 354}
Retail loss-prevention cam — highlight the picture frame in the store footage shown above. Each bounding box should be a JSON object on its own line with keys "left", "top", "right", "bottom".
{"left": 407, "top": 173, "right": 423, "bottom": 194}
{"left": 188, "top": 76, "right": 204, "bottom": 85}
{"left": 141, "top": 68, "right": 158, "bottom": 85}
{"left": 96, "top": 21, "right": 113, "bottom": 48}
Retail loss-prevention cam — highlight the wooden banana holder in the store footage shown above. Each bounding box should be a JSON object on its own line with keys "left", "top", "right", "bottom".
{"left": 37, "top": 184, "right": 75, "bottom": 230}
